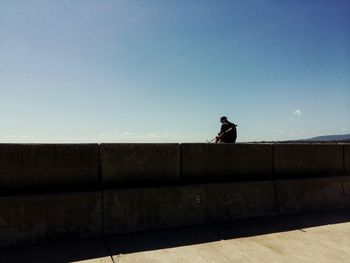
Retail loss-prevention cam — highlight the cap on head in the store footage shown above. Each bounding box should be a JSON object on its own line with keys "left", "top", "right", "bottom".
{"left": 220, "top": 116, "right": 227, "bottom": 122}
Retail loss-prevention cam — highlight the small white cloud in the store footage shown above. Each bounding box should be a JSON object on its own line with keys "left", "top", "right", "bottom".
{"left": 293, "top": 109, "right": 302, "bottom": 116}
{"left": 342, "top": 128, "right": 348, "bottom": 131}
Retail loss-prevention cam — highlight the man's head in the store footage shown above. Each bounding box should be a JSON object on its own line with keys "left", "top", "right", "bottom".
{"left": 220, "top": 116, "right": 228, "bottom": 123}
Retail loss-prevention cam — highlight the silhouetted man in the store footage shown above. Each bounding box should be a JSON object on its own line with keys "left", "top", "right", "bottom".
{"left": 215, "top": 116, "right": 237, "bottom": 143}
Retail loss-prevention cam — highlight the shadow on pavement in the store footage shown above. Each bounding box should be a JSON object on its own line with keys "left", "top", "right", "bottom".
{"left": 0, "top": 237, "right": 112, "bottom": 263}
{"left": 106, "top": 209, "right": 350, "bottom": 254}
{"left": 1, "top": 210, "right": 350, "bottom": 262}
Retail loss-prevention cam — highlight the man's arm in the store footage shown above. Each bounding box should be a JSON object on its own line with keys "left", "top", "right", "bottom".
{"left": 217, "top": 126, "right": 233, "bottom": 139}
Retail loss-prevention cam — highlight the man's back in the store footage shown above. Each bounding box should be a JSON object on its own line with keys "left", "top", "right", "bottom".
{"left": 220, "top": 121, "right": 237, "bottom": 143}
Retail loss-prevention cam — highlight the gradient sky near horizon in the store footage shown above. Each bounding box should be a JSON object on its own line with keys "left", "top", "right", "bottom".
{"left": 1, "top": 0, "right": 349, "bottom": 143}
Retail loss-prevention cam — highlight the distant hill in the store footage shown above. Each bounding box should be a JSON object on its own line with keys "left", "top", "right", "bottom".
{"left": 248, "top": 134, "right": 350, "bottom": 144}
{"left": 302, "top": 134, "right": 350, "bottom": 142}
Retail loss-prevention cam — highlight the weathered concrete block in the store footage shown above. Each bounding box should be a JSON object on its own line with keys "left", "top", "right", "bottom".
{"left": 274, "top": 144, "right": 343, "bottom": 178}
{"left": 341, "top": 176, "right": 350, "bottom": 208}
{"left": 101, "top": 144, "right": 180, "bottom": 186}
{"left": 211, "top": 181, "right": 278, "bottom": 221}
{"left": 345, "top": 145, "right": 350, "bottom": 176}
{"left": 103, "top": 186, "right": 205, "bottom": 234}
{"left": 181, "top": 144, "right": 273, "bottom": 182}
{"left": 0, "top": 192, "right": 102, "bottom": 246}
{"left": 275, "top": 177, "right": 345, "bottom": 215}
{"left": 103, "top": 181, "right": 278, "bottom": 234}
{"left": 0, "top": 144, "right": 99, "bottom": 194}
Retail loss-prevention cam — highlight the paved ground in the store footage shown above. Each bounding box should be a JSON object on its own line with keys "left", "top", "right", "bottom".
{"left": 1, "top": 210, "right": 350, "bottom": 262}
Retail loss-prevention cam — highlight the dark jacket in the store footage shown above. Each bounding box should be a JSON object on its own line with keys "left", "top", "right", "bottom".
{"left": 219, "top": 121, "right": 237, "bottom": 143}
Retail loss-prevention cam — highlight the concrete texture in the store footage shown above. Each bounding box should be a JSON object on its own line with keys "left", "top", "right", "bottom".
{"left": 345, "top": 144, "right": 350, "bottom": 175}
{"left": 0, "top": 238, "right": 112, "bottom": 263}
{"left": 212, "top": 181, "right": 278, "bottom": 220}
{"left": 341, "top": 176, "right": 350, "bottom": 207}
{"left": 3, "top": 210, "right": 350, "bottom": 262}
{"left": 0, "top": 192, "right": 102, "bottom": 246}
{"left": 0, "top": 144, "right": 99, "bottom": 194}
{"left": 107, "top": 211, "right": 350, "bottom": 263}
{"left": 1, "top": 143, "right": 349, "bottom": 247}
{"left": 103, "top": 186, "right": 208, "bottom": 234}
{"left": 274, "top": 144, "right": 343, "bottom": 178}
{"left": 101, "top": 144, "right": 180, "bottom": 187}
{"left": 103, "top": 181, "right": 277, "bottom": 234}
{"left": 181, "top": 144, "right": 273, "bottom": 182}
{"left": 275, "top": 177, "right": 345, "bottom": 215}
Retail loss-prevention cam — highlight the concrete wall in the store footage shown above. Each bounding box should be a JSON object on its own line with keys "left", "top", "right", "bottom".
{"left": 181, "top": 144, "right": 273, "bottom": 182}
{"left": 103, "top": 181, "right": 277, "bottom": 234}
{"left": 0, "top": 143, "right": 349, "bottom": 246}
{"left": 341, "top": 176, "right": 350, "bottom": 207}
{"left": 275, "top": 177, "right": 345, "bottom": 214}
{"left": 0, "top": 144, "right": 99, "bottom": 195}
{"left": 101, "top": 144, "right": 180, "bottom": 187}
{"left": 345, "top": 145, "right": 350, "bottom": 175}
{"left": 274, "top": 144, "right": 343, "bottom": 178}
{"left": 0, "top": 192, "right": 101, "bottom": 246}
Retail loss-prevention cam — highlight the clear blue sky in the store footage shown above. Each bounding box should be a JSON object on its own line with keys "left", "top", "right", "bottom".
{"left": 1, "top": 0, "right": 349, "bottom": 142}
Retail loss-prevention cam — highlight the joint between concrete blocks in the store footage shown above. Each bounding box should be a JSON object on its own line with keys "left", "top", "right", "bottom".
{"left": 271, "top": 145, "right": 281, "bottom": 215}
{"left": 101, "top": 191, "right": 104, "bottom": 236}
{"left": 179, "top": 144, "right": 183, "bottom": 181}
{"left": 343, "top": 145, "right": 346, "bottom": 175}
